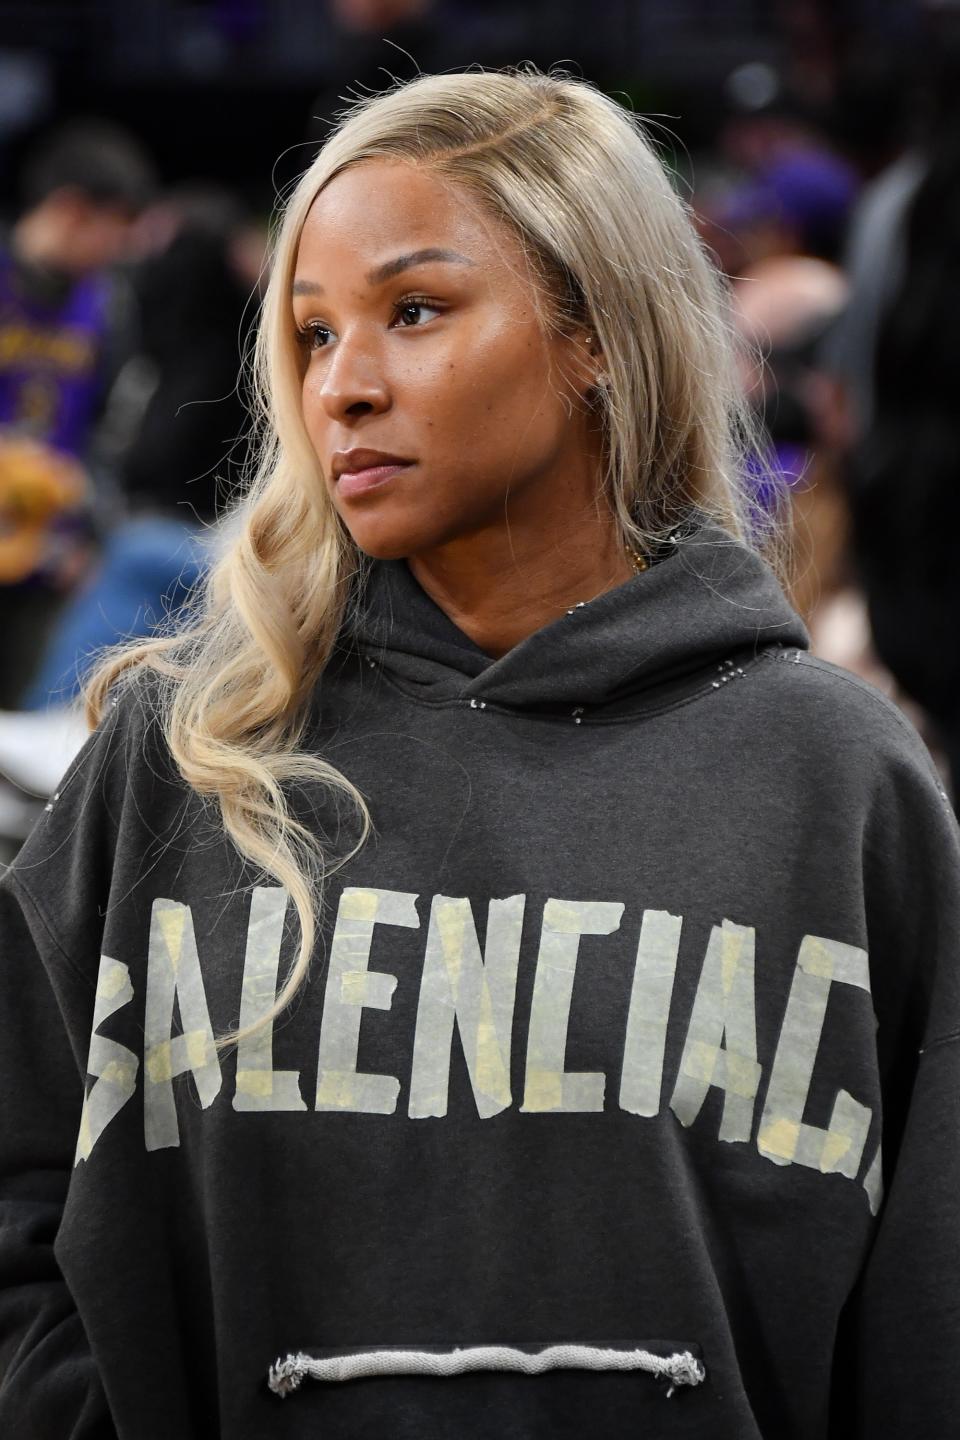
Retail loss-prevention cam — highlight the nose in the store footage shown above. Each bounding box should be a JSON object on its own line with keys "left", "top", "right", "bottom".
{"left": 315, "top": 329, "right": 391, "bottom": 422}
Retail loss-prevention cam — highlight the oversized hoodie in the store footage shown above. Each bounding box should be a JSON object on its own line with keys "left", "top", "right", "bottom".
{"left": 1, "top": 520, "right": 959, "bottom": 1439}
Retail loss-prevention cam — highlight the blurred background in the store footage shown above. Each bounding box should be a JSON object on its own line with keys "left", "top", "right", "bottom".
{"left": 0, "top": 0, "right": 957, "bottom": 847}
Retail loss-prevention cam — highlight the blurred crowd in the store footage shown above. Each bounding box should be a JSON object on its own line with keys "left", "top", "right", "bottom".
{"left": 690, "top": 17, "right": 960, "bottom": 804}
{"left": 0, "top": 0, "right": 957, "bottom": 836}
{"left": 0, "top": 116, "right": 268, "bottom": 839}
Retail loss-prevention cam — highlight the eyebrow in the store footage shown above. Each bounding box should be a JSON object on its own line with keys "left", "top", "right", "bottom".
{"left": 292, "top": 248, "right": 474, "bottom": 297}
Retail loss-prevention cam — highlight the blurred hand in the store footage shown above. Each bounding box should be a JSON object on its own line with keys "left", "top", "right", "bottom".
{"left": 0, "top": 434, "right": 89, "bottom": 584}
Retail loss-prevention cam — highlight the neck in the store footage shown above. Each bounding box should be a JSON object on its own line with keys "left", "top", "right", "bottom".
{"left": 407, "top": 506, "right": 634, "bottom": 659}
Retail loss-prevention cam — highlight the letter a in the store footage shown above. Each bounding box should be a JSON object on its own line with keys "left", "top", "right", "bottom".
{"left": 144, "top": 898, "right": 222, "bottom": 1151}
{"left": 671, "top": 919, "right": 761, "bottom": 1143}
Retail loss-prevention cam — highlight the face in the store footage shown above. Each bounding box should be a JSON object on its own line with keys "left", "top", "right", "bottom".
{"left": 291, "top": 159, "right": 603, "bottom": 561}
{"left": 55, "top": 192, "right": 135, "bottom": 274}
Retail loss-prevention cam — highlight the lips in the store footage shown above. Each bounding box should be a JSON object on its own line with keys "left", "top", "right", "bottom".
{"left": 331, "top": 449, "right": 414, "bottom": 499}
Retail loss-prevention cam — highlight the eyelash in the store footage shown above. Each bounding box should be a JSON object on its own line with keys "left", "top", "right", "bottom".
{"left": 295, "top": 295, "right": 443, "bottom": 351}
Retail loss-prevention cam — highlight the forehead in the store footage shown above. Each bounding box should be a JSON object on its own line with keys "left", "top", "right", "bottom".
{"left": 295, "top": 159, "right": 510, "bottom": 273}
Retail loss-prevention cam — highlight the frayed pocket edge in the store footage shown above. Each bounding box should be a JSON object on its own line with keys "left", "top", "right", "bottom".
{"left": 268, "top": 1341, "right": 706, "bottom": 1400}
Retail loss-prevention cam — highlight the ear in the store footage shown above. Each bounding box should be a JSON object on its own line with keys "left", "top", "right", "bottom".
{"left": 557, "top": 328, "right": 609, "bottom": 400}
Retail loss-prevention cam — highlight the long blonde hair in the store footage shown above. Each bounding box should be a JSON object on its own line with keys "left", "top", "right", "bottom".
{"left": 88, "top": 66, "right": 768, "bottom": 1042}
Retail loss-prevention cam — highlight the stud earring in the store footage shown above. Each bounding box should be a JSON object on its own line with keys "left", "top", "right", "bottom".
{"left": 595, "top": 370, "right": 612, "bottom": 389}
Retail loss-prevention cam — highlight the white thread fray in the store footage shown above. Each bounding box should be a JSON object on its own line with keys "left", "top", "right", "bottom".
{"left": 268, "top": 1343, "right": 705, "bottom": 1399}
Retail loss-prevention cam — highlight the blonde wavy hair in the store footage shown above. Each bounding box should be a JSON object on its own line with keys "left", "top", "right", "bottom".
{"left": 87, "top": 66, "right": 772, "bottom": 1043}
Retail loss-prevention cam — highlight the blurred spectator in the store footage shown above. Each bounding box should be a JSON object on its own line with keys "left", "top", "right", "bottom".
{"left": 851, "top": 84, "right": 960, "bottom": 807}
{"left": 0, "top": 119, "right": 155, "bottom": 704}
{"left": 22, "top": 185, "right": 264, "bottom": 709}
{"left": 732, "top": 252, "right": 850, "bottom": 618}
{"left": 721, "top": 148, "right": 859, "bottom": 268}
{"left": 306, "top": 0, "right": 444, "bottom": 150}
{"left": 105, "top": 186, "right": 260, "bottom": 525}
{"left": 304, "top": 0, "right": 540, "bottom": 155}
{"left": 820, "top": 19, "right": 953, "bottom": 438}
{"left": 330, "top": 0, "right": 433, "bottom": 25}
{"left": 703, "top": 58, "right": 860, "bottom": 272}
{"left": 818, "top": 149, "right": 923, "bottom": 438}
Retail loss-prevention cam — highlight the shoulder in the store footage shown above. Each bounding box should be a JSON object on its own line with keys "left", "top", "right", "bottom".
{"left": 752, "top": 646, "right": 948, "bottom": 796}
{"left": 748, "top": 650, "right": 960, "bottom": 926}
{"left": 63, "top": 670, "right": 175, "bottom": 800}
{"left": 749, "top": 646, "right": 960, "bottom": 1014}
{"left": 8, "top": 669, "right": 194, "bottom": 900}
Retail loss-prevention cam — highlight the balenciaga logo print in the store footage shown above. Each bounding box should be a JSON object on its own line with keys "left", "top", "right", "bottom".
{"left": 75, "top": 886, "right": 882, "bottom": 1214}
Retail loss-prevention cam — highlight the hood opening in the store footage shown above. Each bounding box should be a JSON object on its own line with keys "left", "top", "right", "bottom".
{"left": 348, "top": 520, "right": 807, "bottom": 719}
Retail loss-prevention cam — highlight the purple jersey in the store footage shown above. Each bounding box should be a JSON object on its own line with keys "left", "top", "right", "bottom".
{"left": 0, "top": 248, "right": 112, "bottom": 458}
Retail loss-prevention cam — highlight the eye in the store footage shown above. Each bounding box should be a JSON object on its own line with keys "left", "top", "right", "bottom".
{"left": 391, "top": 296, "right": 443, "bottom": 329}
{"left": 296, "top": 321, "right": 332, "bottom": 352}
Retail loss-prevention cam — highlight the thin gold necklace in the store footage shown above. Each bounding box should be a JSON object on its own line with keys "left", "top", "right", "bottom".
{"left": 564, "top": 547, "right": 649, "bottom": 616}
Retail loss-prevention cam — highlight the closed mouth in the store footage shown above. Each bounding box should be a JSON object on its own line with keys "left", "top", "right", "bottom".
{"left": 332, "top": 451, "right": 414, "bottom": 481}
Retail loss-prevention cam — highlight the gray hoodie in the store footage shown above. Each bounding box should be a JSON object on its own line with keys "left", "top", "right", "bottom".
{"left": 1, "top": 520, "right": 958, "bottom": 1439}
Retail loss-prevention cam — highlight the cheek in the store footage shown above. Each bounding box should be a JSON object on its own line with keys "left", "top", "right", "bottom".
{"left": 300, "top": 369, "right": 327, "bottom": 447}
{"left": 419, "top": 326, "right": 560, "bottom": 455}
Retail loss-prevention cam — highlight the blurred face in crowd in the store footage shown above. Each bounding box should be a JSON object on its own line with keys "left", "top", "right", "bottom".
{"left": 43, "top": 188, "right": 135, "bottom": 275}
{"left": 332, "top": 0, "right": 433, "bottom": 31}
{"left": 292, "top": 159, "right": 604, "bottom": 562}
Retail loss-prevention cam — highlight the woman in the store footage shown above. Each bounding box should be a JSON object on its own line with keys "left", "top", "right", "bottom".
{"left": 0, "top": 69, "right": 957, "bottom": 1440}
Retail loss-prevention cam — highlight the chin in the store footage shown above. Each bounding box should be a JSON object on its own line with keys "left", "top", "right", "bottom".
{"left": 337, "top": 501, "right": 468, "bottom": 563}
{"left": 353, "top": 538, "right": 417, "bottom": 562}
{"left": 343, "top": 521, "right": 441, "bottom": 563}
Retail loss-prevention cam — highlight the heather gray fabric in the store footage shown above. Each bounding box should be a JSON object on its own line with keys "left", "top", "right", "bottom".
{"left": 1, "top": 517, "right": 959, "bottom": 1440}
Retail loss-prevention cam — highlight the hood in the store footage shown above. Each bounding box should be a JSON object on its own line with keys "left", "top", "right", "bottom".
{"left": 352, "top": 519, "right": 808, "bottom": 719}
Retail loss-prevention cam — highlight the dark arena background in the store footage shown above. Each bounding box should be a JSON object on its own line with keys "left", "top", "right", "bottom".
{"left": 0, "top": 0, "right": 956, "bottom": 841}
